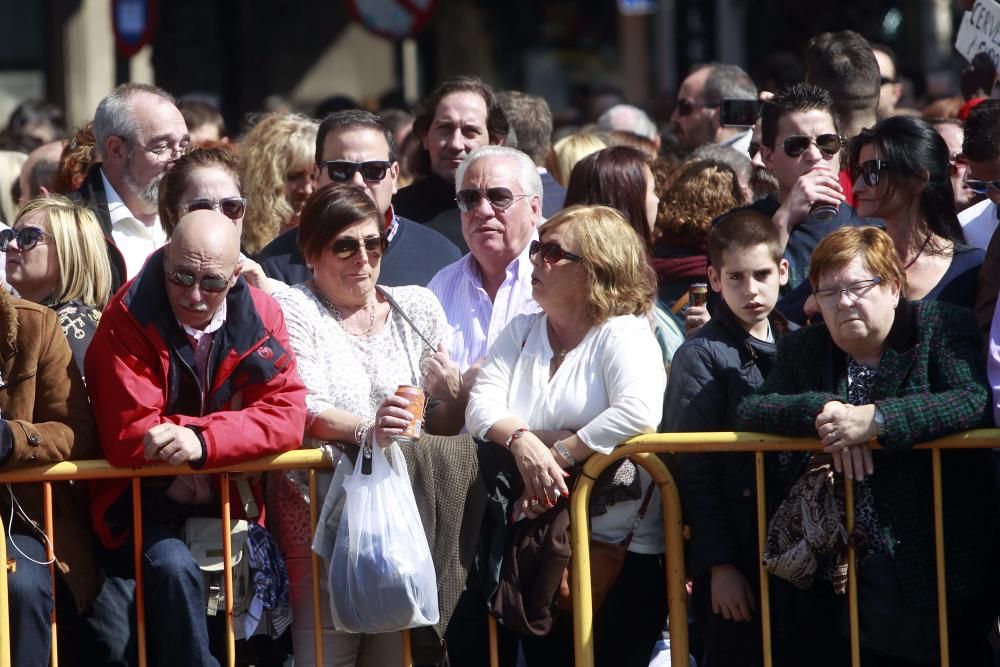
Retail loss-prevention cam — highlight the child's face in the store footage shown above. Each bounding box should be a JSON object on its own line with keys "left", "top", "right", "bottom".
{"left": 708, "top": 244, "right": 789, "bottom": 333}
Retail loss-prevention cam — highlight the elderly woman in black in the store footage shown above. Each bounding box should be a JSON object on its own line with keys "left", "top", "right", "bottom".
{"left": 738, "top": 226, "right": 996, "bottom": 666}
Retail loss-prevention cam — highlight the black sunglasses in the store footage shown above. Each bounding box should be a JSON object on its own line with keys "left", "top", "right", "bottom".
{"left": 323, "top": 160, "right": 391, "bottom": 183}
{"left": 165, "top": 269, "right": 233, "bottom": 293}
{"left": 962, "top": 172, "right": 1000, "bottom": 195}
{"left": 331, "top": 235, "right": 388, "bottom": 260}
{"left": 529, "top": 240, "right": 582, "bottom": 264}
{"left": 182, "top": 196, "right": 247, "bottom": 221}
{"left": 455, "top": 187, "right": 530, "bottom": 213}
{"left": 782, "top": 134, "right": 843, "bottom": 158}
{"left": 857, "top": 160, "right": 891, "bottom": 187}
{"left": 0, "top": 226, "right": 52, "bottom": 252}
{"left": 675, "top": 98, "right": 717, "bottom": 117}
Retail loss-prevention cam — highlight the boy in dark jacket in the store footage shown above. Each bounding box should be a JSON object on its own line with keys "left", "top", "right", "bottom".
{"left": 663, "top": 210, "right": 792, "bottom": 667}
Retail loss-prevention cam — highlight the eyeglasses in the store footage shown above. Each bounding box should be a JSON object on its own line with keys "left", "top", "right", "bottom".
{"left": 782, "top": 134, "right": 843, "bottom": 158}
{"left": 675, "top": 98, "right": 717, "bottom": 117}
{"left": 455, "top": 187, "right": 530, "bottom": 213}
{"left": 813, "top": 277, "right": 883, "bottom": 306}
{"left": 962, "top": 172, "right": 1000, "bottom": 194}
{"left": 529, "top": 240, "right": 582, "bottom": 264}
{"left": 322, "top": 160, "right": 391, "bottom": 183}
{"left": 949, "top": 152, "right": 968, "bottom": 177}
{"left": 165, "top": 268, "right": 234, "bottom": 293}
{"left": 120, "top": 136, "right": 191, "bottom": 161}
{"left": 331, "top": 235, "right": 388, "bottom": 260}
{"left": 0, "top": 227, "right": 53, "bottom": 252}
{"left": 857, "top": 160, "right": 891, "bottom": 187}
{"left": 182, "top": 197, "right": 248, "bottom": 220}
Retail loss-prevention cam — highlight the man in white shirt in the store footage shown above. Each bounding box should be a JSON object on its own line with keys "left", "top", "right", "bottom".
{"left": 425, "top": 146, "right": 542, "bottom": 431}
{"left": 73, "top": 83, "right": 190, "bottom": 285}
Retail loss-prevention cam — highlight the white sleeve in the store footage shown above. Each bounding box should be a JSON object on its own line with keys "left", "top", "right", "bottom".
{"left": 576, "top": 318, "right": 667, "bottom": 455}
{"left": 465, "top": 314, "right": 538, "bottom": 440}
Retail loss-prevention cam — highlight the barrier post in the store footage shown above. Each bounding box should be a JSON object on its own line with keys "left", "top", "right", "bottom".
{"left": 844, "top": 474, "right": 860, "bottom": 667}
{"left": 220, "top": 473, "right": 236, "bottom": 667}
{"left": 131, "top": 478, "right": 148, "bottom": 667}
{"left": 932, "top": 448, "right": 950, "bottom": 666}
{"left": 754, "top": 452, "right": 772, "bottom": 666}
{"left": 308, "top": 470, "right": 325, "bottom": 666}
{"left": 0, "top": 505, "right": 10, "bottom": 667}
{"left": 43, "top": 481, "right": 58, "bottom": 667}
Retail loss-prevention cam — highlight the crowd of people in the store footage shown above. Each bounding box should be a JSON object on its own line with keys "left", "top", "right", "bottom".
{"left": 0, "top": 25, "right": 999, "bottom": 667}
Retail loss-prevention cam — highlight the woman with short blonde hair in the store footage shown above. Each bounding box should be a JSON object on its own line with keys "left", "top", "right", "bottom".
{"left": 238, "top": 113, "right": 318, "bottom": 256}
{"left": 4, "top": 195, "right": 112, "bottom": 373}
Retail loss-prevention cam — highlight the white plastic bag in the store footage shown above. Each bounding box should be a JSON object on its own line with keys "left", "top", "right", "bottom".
{"left": 328, "top": 441, "right": 439, "bottom": 633}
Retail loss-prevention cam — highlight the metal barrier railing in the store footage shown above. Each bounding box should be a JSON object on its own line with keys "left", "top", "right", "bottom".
{"left": 569, "top": 430, "right": 1000, "bottom": 667}
{"left": 0, "top": 450, "right": 335, "bottom": 667}
{"left": 5, "top": 430, "right": 993, "bottom": 667}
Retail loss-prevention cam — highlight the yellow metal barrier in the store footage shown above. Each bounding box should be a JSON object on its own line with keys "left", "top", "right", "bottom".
{"left": 569, "top": 429, "right": 1000, "bottom": 667}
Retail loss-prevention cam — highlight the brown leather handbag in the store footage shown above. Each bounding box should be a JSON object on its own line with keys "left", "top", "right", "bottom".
{"left": 556, "top": 480, "right": 656, "bottom": 613}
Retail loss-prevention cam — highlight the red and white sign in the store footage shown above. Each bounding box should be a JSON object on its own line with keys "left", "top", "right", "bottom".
{"left": 347, "top": 0, "right": 438, "bottom": 40}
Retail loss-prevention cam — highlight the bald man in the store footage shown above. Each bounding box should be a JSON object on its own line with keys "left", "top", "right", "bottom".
{"left": 84, "top": 210, "right": 306, "bottom": 666}
{"left": 15, "top": 140, "right": 63, "bottom": 209}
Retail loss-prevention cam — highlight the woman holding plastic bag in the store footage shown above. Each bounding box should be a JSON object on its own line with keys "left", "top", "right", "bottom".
{"left": 465, "top": 205, "right": 668, "bottom": 666}
{"left": 270, "top": 184, "right": 451, "bottom": 666}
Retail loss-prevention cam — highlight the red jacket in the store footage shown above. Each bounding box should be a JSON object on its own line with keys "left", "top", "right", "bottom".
{"left": 85, "top": 247, "right": 307, "bottom": 548}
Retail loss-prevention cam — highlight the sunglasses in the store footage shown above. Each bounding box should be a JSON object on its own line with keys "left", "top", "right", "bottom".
{"left": 880, "top": 76, "right": 897, "bottom": 86}
{"left": 323, "top": 160, "right": 391, "bottom": 183}
{"left": 165, "top": 269, "right": 233, "bottom": 293}
{"left": 856, "top": 160, "right": 891, "bottom": 187}
{"left": 675, "top": 98, "right": 716, "bottom": 117}
{"left": 331, "top": 235, "right": 388, "bottom": 260}
{"left": 455, "top": 187, "right": 530, "bottom": 213}
{"left": 962, "top": 173, "right": 1000, "bottom": 194}
{"left": 182, "top": 197, "right": 247, "bottom": 220}
{"left": 0, "top": 226, "right": 53, "bottom": 252}
{"left": 782, "top": 134, "right": 843, "bottom": 158}
{"left": 529, "top": 240, "right": 582, "bottom": 264}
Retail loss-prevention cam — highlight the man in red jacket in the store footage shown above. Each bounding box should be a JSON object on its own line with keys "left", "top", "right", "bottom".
{"left": 85, "top": 210, "right": 307, "bottom": 666}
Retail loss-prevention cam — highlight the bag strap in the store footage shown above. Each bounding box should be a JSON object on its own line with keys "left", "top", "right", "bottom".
{"left": 235, "top": 476, "right": 259, "bottom": 520}
{"left": 376, "top": 285, "right": 436, "bottom": 351}
{"left": 619, "top": 479, "right": 656, "bottom": 549}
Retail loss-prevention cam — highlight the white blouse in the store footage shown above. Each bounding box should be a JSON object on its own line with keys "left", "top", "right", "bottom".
{"left": 466, "top": 312, "right": 667, "bottom": 553}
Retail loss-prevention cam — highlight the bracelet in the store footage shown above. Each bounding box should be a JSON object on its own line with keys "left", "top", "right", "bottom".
{"left": 504, "top": 428, "right": 527, "bottom": 450}
{"left": 553, "top": 439, "right": 576, "bottom": 466}
{"left": 355, "top": 418, "right": 375, "bottom": 447}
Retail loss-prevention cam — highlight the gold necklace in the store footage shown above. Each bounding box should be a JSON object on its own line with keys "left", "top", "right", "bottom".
{"left": 313, "top": 284, "right": 376, "bottom": 337}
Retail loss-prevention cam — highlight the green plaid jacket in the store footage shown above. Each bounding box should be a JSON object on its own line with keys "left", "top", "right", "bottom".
{"left": 737, "top": 299, "right": 998, "bottom": 608}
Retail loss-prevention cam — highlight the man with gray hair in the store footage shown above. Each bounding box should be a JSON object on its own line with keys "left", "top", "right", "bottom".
{"left": 598, "top": 103, "right": 662, "bottom": 153}
{"left": 73, "top": 83, "right": 189, "bottom": 285}
{"left": 672, "top": 63, "right": 758, "bottom": 155}
{"left": 424, "top": 146, "right": 542, "bottom": 434}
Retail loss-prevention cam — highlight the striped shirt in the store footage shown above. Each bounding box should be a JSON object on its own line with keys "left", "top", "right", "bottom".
{"left": 427, "top": 243, "right": 540, "bottom": 372}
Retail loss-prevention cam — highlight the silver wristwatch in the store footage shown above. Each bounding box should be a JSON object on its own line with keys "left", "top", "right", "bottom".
{"left": 873, "top": 406, "right": 886, "bottom": 437}
{"left": 553, "top": 439, "right": 576, "bottom": 466}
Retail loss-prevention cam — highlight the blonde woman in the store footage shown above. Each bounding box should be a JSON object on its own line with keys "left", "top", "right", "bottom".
{"left": 238, "top": 112, "right": 318, "bottom": 256}
{"left": 3, "top": 195, "right": 112, "bottom": 374}
{"left": 547, "top": 132, "right": 606, "bottom": 187}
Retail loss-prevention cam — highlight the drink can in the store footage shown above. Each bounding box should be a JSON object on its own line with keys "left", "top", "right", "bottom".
{"left": 810, "top": 202, "right": 839, "bottom": 221}
{"left": 689, "top": 283, "right": 708, "bottom": 308}
{"left": 392, "top": 385, "right": 425, "bottom": 443}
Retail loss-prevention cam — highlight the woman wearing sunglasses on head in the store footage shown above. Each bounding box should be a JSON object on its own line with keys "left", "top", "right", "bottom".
{"left": 466, "top": 205, "right": 668, "bottom": 667}
{"left": 269, "top": 183, "right": 453, "bottom": 667}
{"left": 4, "top": 195, "right": 111, "bottom": 375}
{"left": 158, "top": 146, "right": 279, "bottom": 293}
{"left": 238, "top": 112, "right": 318, "bottom": 256}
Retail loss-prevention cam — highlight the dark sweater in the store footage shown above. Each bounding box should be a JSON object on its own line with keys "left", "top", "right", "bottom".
{"left": 393, "top": 174, "right": 457, "bottom": 223}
